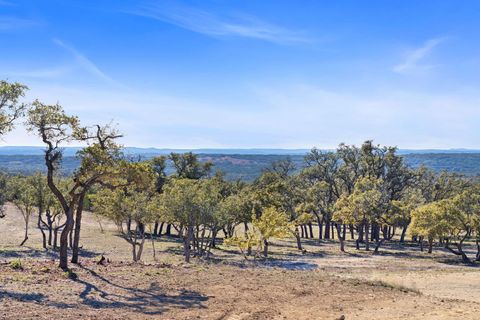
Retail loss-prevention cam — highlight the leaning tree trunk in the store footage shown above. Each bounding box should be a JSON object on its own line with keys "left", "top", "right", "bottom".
{"left": 324, "top": 219, "right": 331, "bottom": 239}
{"left": 364, "top": 222, "right": 370, "bottom": 251}
{"left": 355, "top": 224, "right": 362, "bottom": 250}
{"left": 151, "top": 225, "right": 157, "bottom": 261}
{"left": 445, "top": 241, "right": 471, "bottom": 263}
{"left": 37, "top": 211, "right": 47, "bottom": 249}
{"left": 68, "top": 227, "right": 73, "bottom": 249}
{"left": 308, "top": 222, "right": 314, "bottom": 239}
{"left": 20, "top": 216, "right": 29, "bottom": 246}
{"left": 373, "top": 238, "right": 385, "bottom": 254}
{"left": 71, "top": 193, "right": 85, "bottom": 263}
{"left": 59, "top": 207, "right": 74, "bottom": 270}
{"left": 400, "top": 225, "right": 408, "bottom": 243}
{"left": 349, "top": 224, "right": 355, "bottom": 240}
{"left": 131, "top": 228, "right": 138, "bottom": 262}
{"left": 184, "top": 225, "right": 193, "bottom": 263}
{"left": 244, "top": 222, "right": 252, "bottom": 256}
{"left": 136, "top": 223, "right": 146, "bottom": 261}
{"left": 428, "top": 238, "right": 433, "bottom": 254}
{"left": 48, "top": 224, "right": 53, "bottom": 246}
{"left": 211, "top": 229, "right": 218, "bottom": 248}
{"left": 335, "top": 224, "right": 345, "bottom": 252}
{"left": 158, "top": 222, "right": 164, "bottom": 236}
{"left": 295, "top": 226, "right": 303, "bottom": 251}
{"left": 318, "top": 220, "right": 323, "bottom": 240}
{"left": 53, "top": 221, "right": 65, "bottom": 250}
{"left": 358, "top": 223, "right": 364, "bottom": 242}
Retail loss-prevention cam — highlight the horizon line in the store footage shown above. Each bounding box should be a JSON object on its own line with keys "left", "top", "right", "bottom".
{"left": 0, "top": 145, "right": 479, "bottom": 152}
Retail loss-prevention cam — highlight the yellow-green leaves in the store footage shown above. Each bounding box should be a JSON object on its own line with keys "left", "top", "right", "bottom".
{"left": 159, "top": 178, "right": 222, "bottom": 227}
{"left": 8, "top": 176, "right": 37, "bottom": 215}
{"left": 0, "top": 80, "right": 28, "bottom": 135}
{"left": 410, "top": 201, "right": 451, "bottom": 240}
{"left": 224, "top": 207, "right": 292, "bottom": 257}
{"left": 333, "top": 176, "right": 386, "bottom": 225}
{"left": 252, "top": 207, "right": 291, "bottom": 241}
{"left": 410, "top": 187, "right": 480, "bottom": 241}
{"left": 26, "top": 100, "right": 80, "bottom": 144}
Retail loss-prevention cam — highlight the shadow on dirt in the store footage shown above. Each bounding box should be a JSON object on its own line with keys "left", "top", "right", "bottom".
{"left": 0, "top": 246, "right": 99, "bottom": 260}
{"left": 73, "top": 265, "right": 208, "bottom": 315}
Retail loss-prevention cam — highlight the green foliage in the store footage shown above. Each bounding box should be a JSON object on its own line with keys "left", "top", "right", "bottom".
{"left": 226, "top": 207, "right": 292, "bottom": 257}
{"left": 159, "top": 178, "right": 226, "bottom": 232}
{"left": 410, "top": 201, "right": 450, "bottom": 240}
{"left": 9, "top": 259, "right": 23, "bottom": 270}
{"left": 334, "top": 176, "right": 387, "bottom": 225}
{"left": 8, "top": 175, "right": 37, "bottom": 213}
{"left": 390, "top": 187, "right": 425, "bottom": 227}
{"left": 169, "top": 152, "right": 213, "bottom": 179}
{"left": 63, "top": 269, "right": 78, "bottom": 280}
{"left": 224, "top": 233, "right": 260, "bottom": 257}
{"left": 253, "top": 207, "right": 292, "bottom": 241}
{"left": 411, "top": 187, "right": 480, "bottom": 243}
{"left": 0, "top": 80, "right": 28, "bottom": 135}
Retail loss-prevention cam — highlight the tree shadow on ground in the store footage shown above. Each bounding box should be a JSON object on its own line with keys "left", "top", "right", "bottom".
{"left": 75, "top": 265, "right": 208, "bottom": 315}
{"left": 437, "top": 257, "right": 480, "bottom": 268}
{"left": 0, "top": 290, "right": 45, "bottom": 303}
{"left": 0, "top": 290, "right": 76, "bottom": 309}
{"left": 0, "top": 246, "right": 99, "bottom": 260}
{"left": 205, "top": 255, "right": 318, "bottom": 270}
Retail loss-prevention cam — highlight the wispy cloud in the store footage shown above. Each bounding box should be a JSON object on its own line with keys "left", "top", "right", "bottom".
{"left": 393, "top": 37, "right": 446, "bottom": 74}
{"left": 53, "top": 38, "right": 118, "bottom": 85}
{"left": 3, "top": 66, "right": 73, "bottom": 79}
{"left": 129, "top": 3, "right": 310, "bottom": 44}
{"left": 0, "top": 16, "right": 38, "bottom": 31}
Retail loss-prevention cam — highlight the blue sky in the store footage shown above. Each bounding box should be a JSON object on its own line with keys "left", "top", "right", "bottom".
{"left": 1, "top": 0, "right": 480, "bottom": 149}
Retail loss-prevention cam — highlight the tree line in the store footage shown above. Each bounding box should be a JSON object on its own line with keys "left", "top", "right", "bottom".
{"left": 1, "top": 80, "right": 480, "bottom": 270}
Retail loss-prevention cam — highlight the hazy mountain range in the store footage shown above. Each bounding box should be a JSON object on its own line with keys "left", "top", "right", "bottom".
{"left": 0, "top": 146, "right": 479, "bottom": 181}
{"left": 1, "top": 146, "right": 480, "bottom": 156}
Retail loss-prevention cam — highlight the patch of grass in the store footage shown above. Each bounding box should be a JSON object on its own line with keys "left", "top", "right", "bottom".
{"left": 11, "top": 275, "right": 29, "bottom": 282}
{"left": 40, "top": 266, "right": 50, "bottom": 273}
{"left": 362, "top": 279, "right": 421, "bottom": 294}
{"left": 9, "top": 258, "right": 23, "bottom": 270}
{"left": 63, "top": 269, "right": 78, "bottom": 280}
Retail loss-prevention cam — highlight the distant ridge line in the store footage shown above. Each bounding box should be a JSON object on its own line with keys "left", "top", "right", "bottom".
{"left": 0, "top": 146, "right": 479, "bottom": 156}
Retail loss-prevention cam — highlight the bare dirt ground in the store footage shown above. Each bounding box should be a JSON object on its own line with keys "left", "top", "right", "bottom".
{"left": 1, "top": 205, "right": 480, "bottom": 319}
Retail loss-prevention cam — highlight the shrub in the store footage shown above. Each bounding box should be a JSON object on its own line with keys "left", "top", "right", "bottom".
{"left": 9, "top": 259, "right": 23, "bottom": 270}
{"left": 63, "top": 269, "right": 78, "bottom": 280}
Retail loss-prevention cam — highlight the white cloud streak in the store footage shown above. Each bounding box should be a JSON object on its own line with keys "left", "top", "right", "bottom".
{"left": 129, "top": 3, "right": 310, "bottom": 44}
{"left": 3, "top": 66, "right": 73, "bottom": 79}
{"left": 0, "top": 16, "right": 37, "bottom": 30}
{"left": 53, "top": 38, "right": 118, "bottom": 85}
{"left": 393, "top": 37, "right": 446, "bottom": 74}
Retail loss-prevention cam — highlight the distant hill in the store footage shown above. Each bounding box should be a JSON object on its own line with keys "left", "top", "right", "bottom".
{"left": 0, "top": 146, "right": 479, "bottom": 181}
{"left": 0, "top": 146, "right": 312, "bottom": 156}
{"left": 1, "top": 146, "right": 480, "bottom": 156}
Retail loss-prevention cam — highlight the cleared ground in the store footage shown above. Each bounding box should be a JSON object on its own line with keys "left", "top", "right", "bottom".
{"left": 1, "top": 205, "right": 480, "bottom": 319}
